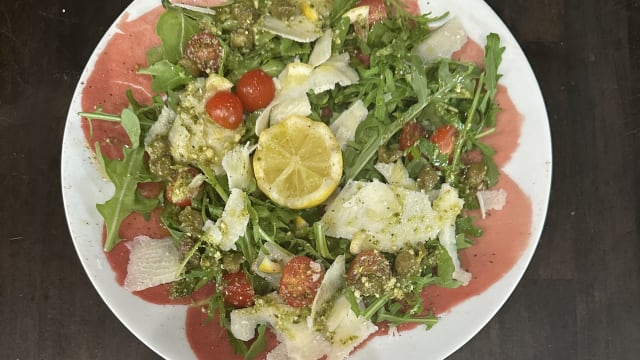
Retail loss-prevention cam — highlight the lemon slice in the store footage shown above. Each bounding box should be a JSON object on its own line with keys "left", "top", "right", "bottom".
{"left": 253, "top": 115, "right": 343, "bottom": 209}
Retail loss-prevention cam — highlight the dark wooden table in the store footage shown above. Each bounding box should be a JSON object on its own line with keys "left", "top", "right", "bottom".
{"left": 1, "top": 0, "right": 638, "bottom": 359}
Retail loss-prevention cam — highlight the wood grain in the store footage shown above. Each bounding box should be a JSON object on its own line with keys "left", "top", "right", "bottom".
{"left": 0, "top": 0, "right": 638, "bottom": 359}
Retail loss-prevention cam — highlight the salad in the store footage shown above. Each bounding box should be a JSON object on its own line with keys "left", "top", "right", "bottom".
{"left": 80, "top": 0, "right": 510, "bottom": 358}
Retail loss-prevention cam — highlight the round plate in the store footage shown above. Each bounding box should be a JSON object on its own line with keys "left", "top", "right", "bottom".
{"left": 61, "top": 0, "right": 552, "bottom": 359}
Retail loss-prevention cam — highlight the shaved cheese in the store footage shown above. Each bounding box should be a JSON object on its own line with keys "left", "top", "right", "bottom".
{"left": 416, "top": 18, "right": 467, "bottom": 62}
{"left": 187, "top": 173, "right": 206, "bottom": 193}
{"left": 434, "top": 184, "right": 473, "bottom": 284}
{"left": 204, "top": 73, "right": 234, "bottom": 93}
{"left": 438, "top": 222, "right": 472, "bottom": 285}
{"left": 310, "top": 255, "right": 345, "bottom": 327}
{"left": 202, "top": 189, "right": 249, "bottom": 250}
{"left": 263, "top": 15, "right": 323, "bottom": 43}
{"left": 270, "top": 96, "right": 312, "bottom": 124}
{"left": 374, "top": 160, "right": 417, "bottom": 190}
{"left": 309, "top": 29, "right": 333, "bottom": 67}
{"left": 388, "top": 326, "right": 400, "bottom": 338}
{"left": 307, "top": 53, "right": 359, "bottom": 93}
{"left": 123, "top": 236, "right": 180, "bottom": 291}
{"left": 256, "top": 42, "right": 360, "bottom": 135}
{"left": 231, "top": 293, "right": 329, "bottom": 360}
{"left": 309, "top": 255, "right": 378, "bottom": 359}
{"left": 144, "top": 106, "right": 176, "bottom": 145}
{"left": 329, "top": 100, "right": 368, "bottom": 149}
{"left": 477, "top": 188, "right": 508, "bottom": 219}
{"left": 222, "top": 143, "right": 256, "bottom": 191}
{"left": 325, "top": 297, "right": 377, "bottom": 360}
{"left": 255, "top": 102, "right": 274, "bottom": 135}
{"left": 266, "top": 343, "right": 288, "bottom": 360}
{"left": 277, "top": 62, "right": 314, "bottom": 91}
{"left": 171, "top": 2, "right": 224, "bottom": 15}
{"left": 342, "top": 5, "right": 369, "bottom": 24}
{"left": 321, "top": 181, "right": 464, "bottom": 254}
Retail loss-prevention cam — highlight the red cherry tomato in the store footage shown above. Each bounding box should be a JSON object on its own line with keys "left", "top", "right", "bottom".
{"left": 165, "top": 167, "right": 201, "bottom": 207}
{"left": 399, "top": 121, "right": 427, "bottom": 151}
{"left": 354, "top": 51, "right": 371, "bottom": 68}
{"left": 430, "top": 125, "right": 457, "bottom": 155}
{"left": 236, "top": 69, "right": 276, "bottom": 112}
{"left": 205, "top": 91, "right": 244, "bottom": 129}
{"left": 356, "top": 0, "right": 388, "bottom": 25}
{"left": 165, "top": 183, "right": 191, "bottom": 207}
{"left": 223, "top": 271, "right": 255, "bottom": 308}
{"left": 184, "top": 32, "right": 223, "bottom": 74}
{"left": 279, "top": 256, "right": 325, "bottom": 307}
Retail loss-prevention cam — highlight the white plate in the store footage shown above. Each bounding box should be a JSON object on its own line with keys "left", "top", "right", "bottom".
{"left": 61, "top": 0, "right": 552, "bottom": 359}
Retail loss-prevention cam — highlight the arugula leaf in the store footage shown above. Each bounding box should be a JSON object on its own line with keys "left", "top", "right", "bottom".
{"left": 480, "top": 33, "right": 505, "bottom": 117}
{"left": 244, "top": 324, "right": 268, "bottom": 360}
{"left": 119, "top": 108, "right": 141, "bottom": 149}
{"left": 138, "top": 60, "right": 194, "bottom": 93}
{"left": 435, "top": 244, "right": 454, "bottom": 282}
{"left": 125, "top": 89, "right": 164, "bottom": 131}
{"left": 156, "top": 8, "right": 199, "bottom": 63}
{"left": 433, "top": 244, "right": 461, "bottom": 288}
{"left": 312, "top": 222, "right": 335, "bottom": 260}
{"left": 377, "top": 305, "right": 438, "bottom": 330}
{"left": 96, "top": 144, "right": 158, "bottom": 251}
{"left": 417, "top": 138, "right": 449, "bottom": 168}
{"left": 84, "top": 106, "right": 159, "bottom": 251}
{"left": 331, "top": 0, "right": 359, "bottom": 24}
{"left": 146, "top": 45, "right": 165, "bottom": 65}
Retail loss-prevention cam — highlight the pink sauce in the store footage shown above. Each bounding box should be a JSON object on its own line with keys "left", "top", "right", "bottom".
{"left": 81, "top": 7, "right": 162, "bottom": 160}
{"left": 81, "top": 2, "right": 532, "bottom": 359}
{"left": 186, "top": 307, "right": 280, "bottom": 360}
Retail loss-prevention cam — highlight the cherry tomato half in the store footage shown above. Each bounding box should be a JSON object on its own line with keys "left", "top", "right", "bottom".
{"left": 184, "top": 32, "right": 223, "bottom": 74}
{"left": 223, "top": 271, "right": 255, "bottom": 308}
{"left": 356, "top": 0, "right": 388, "bottom": 25}
{"left": 430, "top": 125, "right": 457, "bottom": 155}
{"left": 166, "top": 183, "right": 192, "bottom": 207}
{"left": 205, "top": 91, "right": 244, "bottom": 129}
{"left": 279, "top": 256, "right": 325, "bottom": 307}
{"left": 399, "top": 121, "right": 427, "bottom": 151}
{"left": 165, "top": 167, "right": 201, "bottom": 207}
{"left": 236, "top": 69, "right": 276, "bottom": 112}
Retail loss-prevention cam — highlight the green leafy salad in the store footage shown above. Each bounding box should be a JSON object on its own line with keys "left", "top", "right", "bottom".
{"left": 82, "top": 0, "right": 506, "bottom": 358}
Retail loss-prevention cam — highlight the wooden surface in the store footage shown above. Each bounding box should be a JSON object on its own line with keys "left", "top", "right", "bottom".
{"left": 1, "top": 0, "right": 638, "bottom": 359}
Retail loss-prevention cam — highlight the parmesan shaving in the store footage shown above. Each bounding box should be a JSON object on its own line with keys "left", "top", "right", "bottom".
{"left": 123, "top": 236, "right": 180, "bottom": 291}
{"left": 476, "top": 188, "right": 508, "bottom": 219}
{"left": 202, "top": 189, "right": 249, "bottom": 250}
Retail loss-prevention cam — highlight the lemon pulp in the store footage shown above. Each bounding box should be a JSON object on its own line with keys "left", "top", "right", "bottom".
{"left": 253, "top": 115, "right": 343, "bottom": 209}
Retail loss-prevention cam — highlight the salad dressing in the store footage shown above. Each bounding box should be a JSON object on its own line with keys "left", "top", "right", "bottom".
{"left": 82, "top": 2, "right": 532, "bottom": 359}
